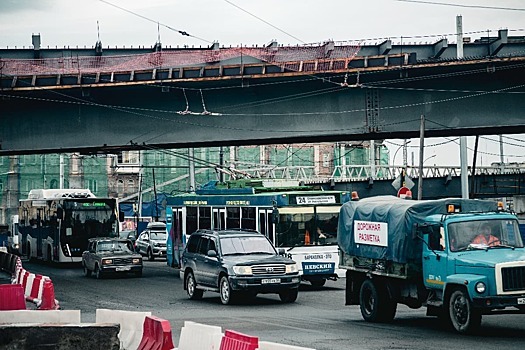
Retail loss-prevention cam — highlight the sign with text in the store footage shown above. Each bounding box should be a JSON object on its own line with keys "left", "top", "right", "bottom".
{"left": 354, "top": 220, "right": 388, "bottom": 247}
{"left": 295, "top": 195, "right": 336, "bottom": 205}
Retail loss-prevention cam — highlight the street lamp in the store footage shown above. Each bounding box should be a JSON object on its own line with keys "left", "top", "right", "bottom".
{"left": 424, "top": 155, "right": 436, "bottom": 165}
{"left": 392, "top": 140, "right": 411, "bottom": 166}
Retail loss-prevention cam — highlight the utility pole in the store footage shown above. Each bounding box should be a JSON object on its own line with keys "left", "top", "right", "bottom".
{"left": 417, "top": 115, "right": 425, "bottom": 200}
{"left": 457, "top": 15, "right": 469, "bottom": 199}
{"left": 189, "top": 148, "right": 195, "bottom": 193}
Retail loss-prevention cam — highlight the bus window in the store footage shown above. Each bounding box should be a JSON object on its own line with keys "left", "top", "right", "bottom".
{"left": 241, "top": 207, "right": 256, "bottom": 230}
{"left": 199, "top": 207, "right": 211, "bottom": 229}
{"left": 187, "top": 207, "right": 197, "bottom": 235}
{"left": 226, "top": 207, "right": 240, "bottom": 229}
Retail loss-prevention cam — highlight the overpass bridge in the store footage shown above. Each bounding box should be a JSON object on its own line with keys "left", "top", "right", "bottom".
{"left": 224, "top": 162, "right": 525, "bottom": 200}
{"left": 1, "top": 29, "right": 525, "bottom": 155}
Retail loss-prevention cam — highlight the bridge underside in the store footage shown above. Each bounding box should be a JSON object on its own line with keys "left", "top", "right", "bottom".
{"left": 1, "top": 58, "right": 524, "bottom": 155}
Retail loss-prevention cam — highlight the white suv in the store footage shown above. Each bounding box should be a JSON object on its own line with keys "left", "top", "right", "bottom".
{"left": 135, "top": 222, "right": 167, "bottom": 261}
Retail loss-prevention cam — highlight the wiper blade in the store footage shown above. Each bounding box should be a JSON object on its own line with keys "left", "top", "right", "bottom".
{"left": 245, "top": 252, "right": 273, "bottom": 255}
{"left": 489, "top": 244, "right": 515, "bottom": 250}
{"left": 455, "top": 244, "right": 487, "bottom": 252}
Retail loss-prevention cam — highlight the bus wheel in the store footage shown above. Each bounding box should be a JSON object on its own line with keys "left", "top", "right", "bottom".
{"left": 27, "top": 243, "right": 33, "bottom": 261}
{"left": 310, "top": 279, "right": 326, "bottom": 287}
{"left": 47, "top": 246, "right": 52, "bottom": 263}
{"left": 94, "top": 264, "right": 104, "bottom": 279}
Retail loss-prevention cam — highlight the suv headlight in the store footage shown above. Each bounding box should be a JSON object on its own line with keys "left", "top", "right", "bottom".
{"left": 286, "top": 264, "right": 298, "bottom": 273}
{"left": 233, "top": 266, "right": 252, "bottom": 276}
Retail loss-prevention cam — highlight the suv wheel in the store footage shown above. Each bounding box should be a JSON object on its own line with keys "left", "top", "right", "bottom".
{"left": 279, "top": 288, "right": 298, "bottom": 303}
{"left": 147, "top": 248, "right": 155, "bottom": 261}
{"left": 220, "top": 276, "right": 235, "bottom": 305}
{"left": 186, "top": 271, "right": 203, "bottom": 300}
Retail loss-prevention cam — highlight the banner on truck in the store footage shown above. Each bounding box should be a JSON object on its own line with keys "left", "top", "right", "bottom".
{"left": 354, "top": 220, "right": 388, "bottom": 247}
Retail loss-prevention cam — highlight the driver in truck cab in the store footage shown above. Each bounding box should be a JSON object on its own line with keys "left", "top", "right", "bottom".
{"left": 471, "top": 224, "right": 501, "bottom": 246}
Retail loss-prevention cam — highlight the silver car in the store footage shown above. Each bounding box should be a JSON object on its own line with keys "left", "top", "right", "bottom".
{"left": 135, "top": 222, "right": 167, "bottom": 261}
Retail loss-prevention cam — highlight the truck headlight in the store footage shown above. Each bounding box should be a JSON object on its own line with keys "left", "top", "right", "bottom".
{"left": 475, "top": 282, "right": 486, "bottom": 294}
{"left": 233, "top": 266, "right": 252, "bottom": 276}
{"left": 286, "top": 264, "right": 298, "bottom": 273}
{"left": 102, "top": 259, "right": 113, "bottom": 265}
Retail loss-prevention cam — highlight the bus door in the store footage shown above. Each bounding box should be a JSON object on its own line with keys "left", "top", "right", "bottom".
{"left": 258, "top": 209, "right": 275, "bottom": 244}
{"left": 168, "top": 207, "right": 185, "bottom": 268}
{"left": 212, "top": 208, "right": 226, "bottom": 230}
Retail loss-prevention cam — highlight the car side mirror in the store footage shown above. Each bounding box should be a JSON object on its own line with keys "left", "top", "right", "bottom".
{"left": 207, "top": 250, "right": 217, "bottom": 258}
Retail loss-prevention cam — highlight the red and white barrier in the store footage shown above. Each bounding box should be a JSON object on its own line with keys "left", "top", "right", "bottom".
{"left": 177, "top": 321, "right": 223, "bottom": 350}
{"left": 0, "top": 284, "right": 26, "bottom": 311}
{"left": 219, "top": 330, "right": 258, "bottom": 350}
{"left": 96, "top": 309, "right": 152, "bottom": 350}
{"left": 137, "top": 315, "right": 175, "bottom": 350}
{"left": 11, "top": 265, "right": 60, "bottom": 310}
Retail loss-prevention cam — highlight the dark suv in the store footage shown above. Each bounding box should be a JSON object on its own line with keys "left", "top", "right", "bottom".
{"left": 180, "top": 229, "right": 301, "bottom": 304}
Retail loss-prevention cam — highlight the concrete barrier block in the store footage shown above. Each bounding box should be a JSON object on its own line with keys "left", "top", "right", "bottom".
{"left": 96, "top": 308, "right": 151, "bottom": 350}
{"left": 177, "top": 321, "right": 223, "bottom": 350}
{"left": 258, "top": 341, "right": 316, "bottom": 350}
{"left": 0, "top": 323, "right": 120, "bottom": 350}
{"left": 0, "top": 310, "right": 81, "bottom": 324}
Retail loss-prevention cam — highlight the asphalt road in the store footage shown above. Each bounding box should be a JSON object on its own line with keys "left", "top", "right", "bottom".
{"left": 18, "top": 260, "right": 525, "bottom": 350}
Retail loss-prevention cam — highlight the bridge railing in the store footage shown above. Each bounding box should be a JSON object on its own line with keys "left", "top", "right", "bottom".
{"left": 228, "top": 163, "right": 525, "bottom": 183}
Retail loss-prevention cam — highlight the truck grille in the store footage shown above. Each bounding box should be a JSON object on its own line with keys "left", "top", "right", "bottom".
{"left": 501, "top": 266, "right": 525, "bottom": 292}
{"left": 252, "top": 264, "right": 286, "bottom": 275}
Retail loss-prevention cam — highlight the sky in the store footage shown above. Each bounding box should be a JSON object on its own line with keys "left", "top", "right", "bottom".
{"left": 1, "top": 0, "right": 524, "bottom": 167}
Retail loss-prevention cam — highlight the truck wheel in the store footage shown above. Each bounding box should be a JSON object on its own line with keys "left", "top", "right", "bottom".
{"left": 359, "top": 279, "right": 396, "bottom": 322}
{"left": 185, "top": 271, "right": 203, "bottom": 300}
{"left": 448, "top": 289, "right": 481, "bottom": 333}
{"left": 279, "top": 288, "right": 298, "bottom": 303}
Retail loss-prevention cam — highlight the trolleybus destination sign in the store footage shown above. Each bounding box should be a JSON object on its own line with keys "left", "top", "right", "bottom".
{"left": 295, "top": 195, "right": 336, "bottom": 205}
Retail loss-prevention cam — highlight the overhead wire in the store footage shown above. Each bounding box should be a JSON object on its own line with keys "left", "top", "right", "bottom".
{"left": 98, "top": 0, "right": 213, "bottom": 44}
{"left": 395, "top": 0, "right": 525, "bottom": 12}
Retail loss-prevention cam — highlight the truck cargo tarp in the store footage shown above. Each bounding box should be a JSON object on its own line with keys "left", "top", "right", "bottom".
{"left": 338, "top": 196, "right": 498, "bottom": 263}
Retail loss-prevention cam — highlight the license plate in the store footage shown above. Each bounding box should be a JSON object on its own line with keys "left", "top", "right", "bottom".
{"left": 116, "top": 267, "right": 131, "bottom": 272}
{"left": 518, "top": 297, "right": 525, "bottom": 305}
{"left": 261, "top": 278, "right": 281, "bottom": 284}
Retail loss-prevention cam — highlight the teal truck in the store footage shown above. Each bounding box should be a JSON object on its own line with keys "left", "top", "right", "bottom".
{"left": 338, "top": 195, "right": 525, "bottom": 333}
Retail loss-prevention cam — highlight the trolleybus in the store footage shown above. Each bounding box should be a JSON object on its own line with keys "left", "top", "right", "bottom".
{"left": 14, "top": 189, "right": 123, "bottom": 263}
{"left": 166, "top": 180, "right": 350, "bottom": 286}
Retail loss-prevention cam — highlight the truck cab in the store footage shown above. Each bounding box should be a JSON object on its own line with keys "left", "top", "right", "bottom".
{"left": 421, "top": 209, "right": 525, "bottom": 332}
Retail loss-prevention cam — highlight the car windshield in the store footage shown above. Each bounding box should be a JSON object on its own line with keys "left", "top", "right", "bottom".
{"left": 97, "top": 240, "right": 133, "bottom": 253}
{"left": 220, "top": 236, "right": 276, "bottom": 255}
{"left": 119, "top": 231, "right": 136, "bottom": 239}
{"left": 448, "top": 218, "right": 524, "bottom": 252}
{"left": 150, "top": 231, "right": 167, "bottom": 240}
